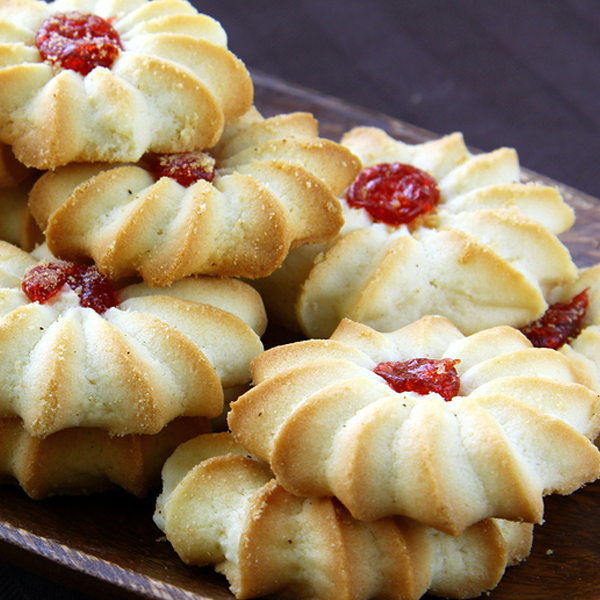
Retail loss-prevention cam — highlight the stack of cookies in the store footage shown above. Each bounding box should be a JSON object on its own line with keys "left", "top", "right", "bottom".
{"left": 156, "top": 315, "right": 600, "bottom": 600}
{"left": 0, "top": 0, "right": 357, "bottom": 497}
{"left": 0, "top": 1, "right": 599, "bottom": 599}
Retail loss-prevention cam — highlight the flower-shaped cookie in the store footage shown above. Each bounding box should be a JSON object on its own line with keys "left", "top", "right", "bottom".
{"left": 228, "top": 316, "right": 600, "bottom": 535}
{"left": 28, "top": 108, "right": 360, "bottom": 286}
{"left": 0, "top": 0, "right": 253, "bottom": 169}
{"left": 0, "top": 240, "right": 266, "bottom": 437}
{"left": 154, "top": 432, "right": 533, "bottom": 600}
{"left": 549, "top": 263, "right": 600, "bottom": 397}
{"left": 254, "top": 127, "right": 577, "bottom": 338}
{"left": 0, "top": 415, "right": 208, "bottom": 499}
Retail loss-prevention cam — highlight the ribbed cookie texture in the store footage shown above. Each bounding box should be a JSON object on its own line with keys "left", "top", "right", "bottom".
{"left": 253, "top": 127, "right": 578, "bottom": 338}
{"left": 28, "top": 107, "right": 360, "bottom": 286}
{"left": 228, "top": 316, "right": 600, "bottom": 535}
{"left": 0, "top": 415, "right": 208, "bottom": 499}
{"left": 0, "top": 0, "right": 253, "bottom": 169}
{"left": 0, "top": 240, "right": 266, "bottom": 437}
{"left": 154, "top": 432, "right": 533, "bottom": 600}
{"left": 552, "top": 263, "right": 600, "bottom": 399}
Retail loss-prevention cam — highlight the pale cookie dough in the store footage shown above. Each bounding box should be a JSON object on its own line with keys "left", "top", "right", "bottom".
{"left": 0, "top": 0, "right": 253, "bottom": 169}
{"left": 253, "top": 127, "right": 577, "bottom": 338}
{"left": 0, "top": 240, "right": 266, "bottom": 437}
{"left": 229, "top": 316, "right": 600, "bottom": 535}
{"left": 154, "top": 432, "right": 533, "bottom": 600}
{"left": 28, "top": 108, "right": 360, "bottom": 285}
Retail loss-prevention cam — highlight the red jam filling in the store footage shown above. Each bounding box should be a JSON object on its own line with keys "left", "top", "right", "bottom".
{"left": 345, "top": 163, "right": 440, "bottom": 226}
{"left": 22, "top": 261, "right": 119, "bottom": 314}
{"left": 36, "top": 12, "right": 123, "bottom": 76}
{"left": 519, "top": 288, "right": 589, "bottom": 350}
{"left": 375, "top": 358, "right": 461, "bottom": 402}
{"left": 148, "top": 152, "right": 216, "bottom": 187}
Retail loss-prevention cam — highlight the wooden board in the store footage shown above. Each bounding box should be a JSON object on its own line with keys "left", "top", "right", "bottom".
{"left": 1, "top": 71, "right": 599, "bottom": 600}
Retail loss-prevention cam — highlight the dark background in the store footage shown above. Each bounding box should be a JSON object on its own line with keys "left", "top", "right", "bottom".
{"left": 200, "top": 0, "right": 600, "bottom": 200}
{"left": 3, "top": 1, "right": 600, "bottom": 598}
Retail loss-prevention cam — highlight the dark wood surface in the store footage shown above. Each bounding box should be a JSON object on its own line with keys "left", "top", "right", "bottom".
{"left": 1, "top": 72, "right": 600, "bottom": 600}
{"left": 198, "top": 0, "right": 600, "bottom": 202}
{"left": 0, "top": 474, "right": 599, "bottom": 600}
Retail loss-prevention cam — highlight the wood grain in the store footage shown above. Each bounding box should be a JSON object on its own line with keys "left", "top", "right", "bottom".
{"left": 0, "top": 460, "right": 598, "bottom": 600}
{"left": 0, "top": 72, "right": 599, "bottom": 600}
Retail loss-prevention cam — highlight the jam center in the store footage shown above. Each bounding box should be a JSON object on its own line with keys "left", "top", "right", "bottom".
{"left": 148, "top": 151, "right": 216, "bottom": 187}
{"left": 519, "top": 288, "right": 589, "bottom": 350}
{"left": 375, "top": 357, "right": 460, "bottom": 402}
{"left": 346, "top": 162, "right": 440, "bottom": 226}
{"left": 36, "top": 12, "right": 123, "bottom": 76}
{"left": 22, "top": 261, "right": 119, "bottom": 314}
